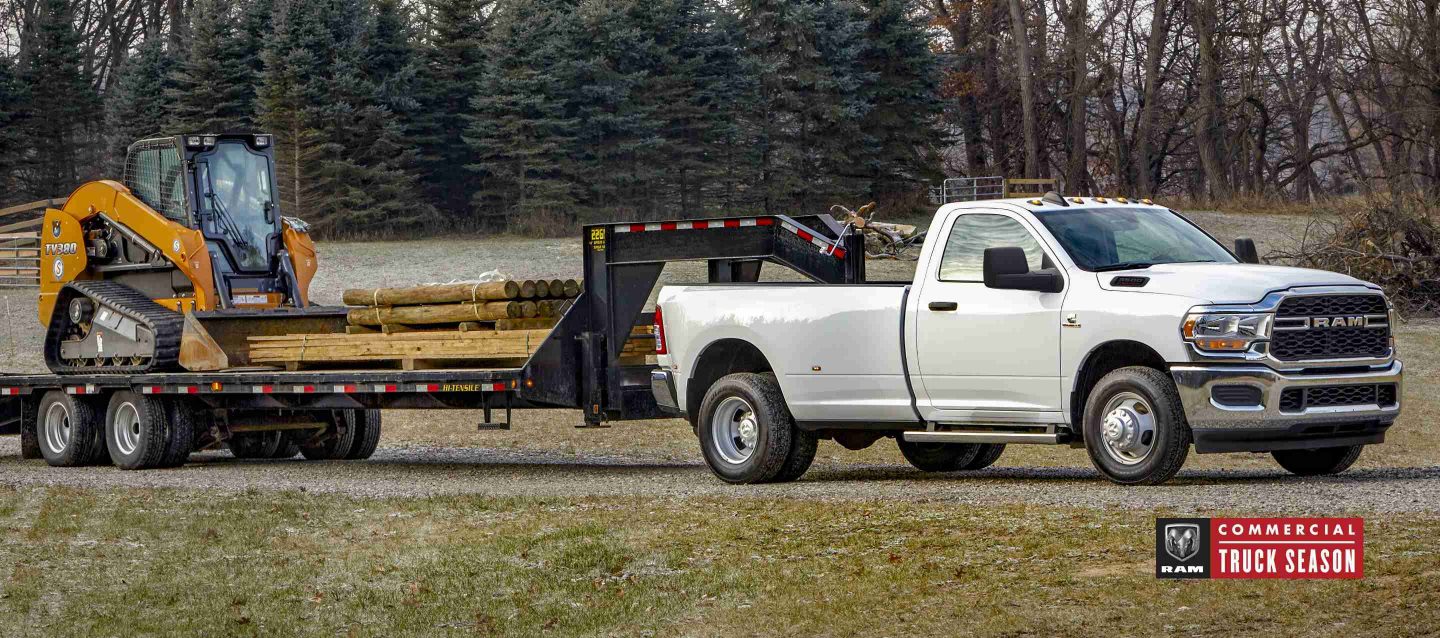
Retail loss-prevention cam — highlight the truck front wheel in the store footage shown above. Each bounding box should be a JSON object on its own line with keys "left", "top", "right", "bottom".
{"left": 696, "top": 373, "right": 807, "bottom": 484}
{"left": 1082, "top": 367, "right": 1191, "bottom": 485}
{"left": 1272, "top": 446, "right": 1363, "bottom": 476}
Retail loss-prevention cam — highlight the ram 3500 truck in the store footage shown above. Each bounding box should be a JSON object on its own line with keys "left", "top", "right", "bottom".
{"left": 652, "top": 195, "right": 1403, "bottom": 485}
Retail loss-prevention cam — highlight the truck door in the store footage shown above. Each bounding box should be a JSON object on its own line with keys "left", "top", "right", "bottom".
{"left": 912, "top": 209, "right": 1066, "bottom": 421}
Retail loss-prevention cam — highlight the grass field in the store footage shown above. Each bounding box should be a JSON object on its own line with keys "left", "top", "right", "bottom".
{"left": 2, "top": 486, "right": 1436, "bottom": 638}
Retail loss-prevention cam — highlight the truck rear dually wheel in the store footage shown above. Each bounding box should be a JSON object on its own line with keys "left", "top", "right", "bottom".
{"left": 1082, "top": 367, "right": 1191, "bottom": 485}
{"left": 1272, "top": 445, "right": 1363, "bottom": 476}
{"left": 696, "top": 373, "right": 807, "bottom": 484}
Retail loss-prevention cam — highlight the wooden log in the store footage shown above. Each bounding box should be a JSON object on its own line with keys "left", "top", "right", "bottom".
{"left": 562, "top": 279, "right": 581, "bottom": 298}
{"left": 517, "top": 300, "right": 538, "bottom": 318}
{"left": 494, "top": 317, "right": 559, "bottom": 331}
{"left": 545, "top": 279, "right": 564, "bottom": 297}
{"left": 346, "top": 301, "right": 522, "bottom": 326}
{"left": 517, "top": 280, "right": 538, "bottom": 299}
{"left": 534, "top": 300, "right": 554, "bottom": 318}
{"left": 341, "top": 281, "right": 520, "bottom": 306}
{"left": 532, "top": 279, "right": 550, "bottom": 298}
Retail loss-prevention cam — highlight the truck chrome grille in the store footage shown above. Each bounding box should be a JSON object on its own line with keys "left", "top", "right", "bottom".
{"left": 1278, "top": 383, "right": 1398, "bottom": 413}
{"left": 1270, "top": 294, "right": 1389, "bottom": 361}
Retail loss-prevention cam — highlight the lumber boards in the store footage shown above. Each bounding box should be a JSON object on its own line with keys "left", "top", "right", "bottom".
{"left": 248, "top": 326, "right": 654, "bottom": 369}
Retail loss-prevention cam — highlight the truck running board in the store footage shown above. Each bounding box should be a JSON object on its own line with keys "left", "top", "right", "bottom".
{"left": 904, "top": 425, "right": 1066, "bottom": 445}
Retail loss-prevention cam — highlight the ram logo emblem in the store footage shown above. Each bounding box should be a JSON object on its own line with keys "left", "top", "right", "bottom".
{"left": 1307, "top": 316, "right": 1367, "bottom": 329}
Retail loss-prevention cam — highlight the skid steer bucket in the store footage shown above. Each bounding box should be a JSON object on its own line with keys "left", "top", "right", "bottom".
{"left": 180, "top": 307, "right": 349, "bottom": 371}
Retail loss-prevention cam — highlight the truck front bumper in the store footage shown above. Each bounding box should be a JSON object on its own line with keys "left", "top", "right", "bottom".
{"left": 1170, "top": 361, "right": 1402, "bottom": 453}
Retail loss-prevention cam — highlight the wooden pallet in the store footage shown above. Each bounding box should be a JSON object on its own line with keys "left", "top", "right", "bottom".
{"left": 249, "top": 327, "right": 655, "bottom": 370}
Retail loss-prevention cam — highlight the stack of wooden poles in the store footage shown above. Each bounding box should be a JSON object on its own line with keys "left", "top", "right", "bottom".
{"left": 341, "top": 278, "right": 581, "bottom": 334}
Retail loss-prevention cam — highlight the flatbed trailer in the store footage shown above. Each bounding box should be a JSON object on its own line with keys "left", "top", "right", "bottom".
{"left": 0, "top": 213, "right": 864, "bottom": 465}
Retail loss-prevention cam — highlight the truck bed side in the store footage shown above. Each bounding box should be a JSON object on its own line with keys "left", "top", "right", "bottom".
{"left": 658, "top": 284, "right": 916, "bottom": 424}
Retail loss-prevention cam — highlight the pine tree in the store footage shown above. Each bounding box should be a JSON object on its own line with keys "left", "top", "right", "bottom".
{"left": 16, "top": 0, "right": 100, "bottom": 198}
{"left": 259, "top": 0, "right": 435, "bottom": 233}
{"left": 852, "top": 0, "right": 944, "bottom": 200}
{"left": 466, "top": 0, "right": 583, "bottom": 230}
{"left": 168, "top": 0, "right": 260, "bottom": 132}
{"left": 0, "top": 57, "right": 29, "bottom": 199}
{"left": 737, "top": 0, "right": 865, "bottom": 212}
{"left": 412, "top": 0, "right": 491, "bottom": 219}
{"left": 367, "top": 0, "right": 421, "bottom": 119}
{"left": 103, "top": 39, "right": 179, "bottom": 175}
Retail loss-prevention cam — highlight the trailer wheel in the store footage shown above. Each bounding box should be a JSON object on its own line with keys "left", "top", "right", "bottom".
{"left": 19, "top": 396, "right": 41, "bottom": 460}
{"left": 161, "top": 401, "right": 198, "bottom": 467}
{"left": 344, "top": 410, "right": 382, "bottom": 460}
{"left": 36, "top": 390, "right": 106, "bottom": 467}
{"left": 229, "top": 431, "right": 284, "bottom": 459}
{"left": 960, "top": 444, "right": 1006, "bottom": 471}
{"left": 270, "top": 434, "right": 302, "bottom": 459}
{"left": 1272, "top": 445, "right": 1364, "bottom": 476}
{"left": 1082, "top": 367, "right": 1191, "bottom": 485}
{"left": 105, "top": 391, "right": 172, "bottom": 470}
{"left": 696, "top": 373, "right": 797, "bottom": 484}
{"left": 896, "top": 439, "right": 980, "bottom": 472}
{"left": 299, "top": 410, "right": 358, "bottom": 460}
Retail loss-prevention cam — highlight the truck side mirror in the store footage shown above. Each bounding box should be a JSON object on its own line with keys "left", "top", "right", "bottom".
{"left": 1234, "top": 238, "right": 1261, "bottom": 264}
{"left": 983, "top": 247, "right": 1064, "bottom": 293}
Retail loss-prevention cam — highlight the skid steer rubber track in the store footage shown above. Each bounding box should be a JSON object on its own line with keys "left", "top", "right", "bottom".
{"left": 44, "top": 280, "right": 184, "bottom": 375}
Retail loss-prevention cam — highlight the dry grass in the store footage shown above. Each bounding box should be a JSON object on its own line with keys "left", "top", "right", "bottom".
{"left": 1, "top": 486, "right": 1435, "bottom": 637}
{"left": 1164, "top": 193, "right": 1350, "bottom": 217}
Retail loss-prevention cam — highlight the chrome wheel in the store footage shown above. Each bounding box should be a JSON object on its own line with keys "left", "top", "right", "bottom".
{"left": 1099, "top": 392, "right": 1156, "bottom": 466}
{"left": 42, "top": 402, "right": 72, "bottom": 456}
{"left": 111, "top": 402, "right": 141, "bottom": 457}
{"left": 710, "top": 396, "right": 759, "bottom": 465}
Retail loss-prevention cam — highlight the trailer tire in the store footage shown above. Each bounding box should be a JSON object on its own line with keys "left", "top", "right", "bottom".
{"left": 960, "top": 443, "right": 1006, "bottom": 471}
{"left": 36, "top": 390, "right": 106, "bottom": 467}
{"left": 161, "top": 401, "right": 197, "bottom": 468}
{"left": 19, "top": 396, "right": 41, "bottom": 460}
{"left": 696, "top": 373, "right": 795, "bottom": 484}
{"left": 229, "top": 431, "right": 284, "bottom": 459}
{"left": 344, "top": 410, "right": 382, "bottom": 460}
{"left": 299, "top": 410, "right": 358, "bottom": 460}
{"left": 1082, "top": 367, "right": 1190, "bottom": 485}
{"left": 1272, "top": 445, "right": 1364, "bottom": 476}
{"left": 896, "top": 439, "right": 980, "bottom": 472}
{"left": 270, "top": 434, "right": 301, "bottom": 459}
{"left": 105, "top": 391, "right": 171, "bottom": 470}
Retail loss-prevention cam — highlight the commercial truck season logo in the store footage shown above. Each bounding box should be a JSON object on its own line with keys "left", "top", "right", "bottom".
{"left": 1156, "top": 517, "right": 1364, "bottom": 579}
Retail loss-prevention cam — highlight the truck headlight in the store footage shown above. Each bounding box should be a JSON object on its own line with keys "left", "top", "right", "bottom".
{"left": 1182, "top": 313, "right": 1271, "bottom": 351}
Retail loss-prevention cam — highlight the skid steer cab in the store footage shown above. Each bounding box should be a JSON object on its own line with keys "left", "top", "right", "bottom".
{"left": 39, "top": 133, "right": 345, "bottom": 375}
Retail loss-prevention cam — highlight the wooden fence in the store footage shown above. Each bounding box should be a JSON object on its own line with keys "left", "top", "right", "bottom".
{"left": 0, "top": 198, "right": 65, "bottom": 288}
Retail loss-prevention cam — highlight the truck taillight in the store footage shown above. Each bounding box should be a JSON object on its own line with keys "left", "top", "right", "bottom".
{"left": 654, "top": 305, "right": 668, "bottom": 355}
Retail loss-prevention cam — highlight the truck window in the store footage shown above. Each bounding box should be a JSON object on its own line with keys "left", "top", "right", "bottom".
{"left": 938, "top": 213, "right": 1046, "bottom": 282}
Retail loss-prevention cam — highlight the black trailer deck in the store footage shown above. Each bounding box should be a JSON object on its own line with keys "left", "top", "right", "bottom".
{"left": 0, "top": 212, "right": 865, "bottom": 439}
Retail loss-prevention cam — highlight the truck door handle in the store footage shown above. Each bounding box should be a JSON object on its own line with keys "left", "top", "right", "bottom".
{"left": 928, "top": 301, "right": 958, "bottom": 311}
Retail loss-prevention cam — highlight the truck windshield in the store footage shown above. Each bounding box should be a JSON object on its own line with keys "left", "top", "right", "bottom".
{"left": 1032, "top": 207, "right": 1236, "bottom": 271}
{"left": 199, "top": 141, "right": 276, "bottom": 272}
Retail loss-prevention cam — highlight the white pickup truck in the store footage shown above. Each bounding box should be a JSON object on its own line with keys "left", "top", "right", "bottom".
{"left": 650, "top": 195, "right": 1402, "bottom": 485}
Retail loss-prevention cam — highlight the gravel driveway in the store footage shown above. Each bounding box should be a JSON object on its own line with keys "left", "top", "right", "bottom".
{"left": 2, "top": 439, "right": 1435, "bottom": 514}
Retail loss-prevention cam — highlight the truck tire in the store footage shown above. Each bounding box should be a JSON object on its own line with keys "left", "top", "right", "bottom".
{"left": 696, "top": 372, "right": 797, "bottom": 484}
{"left": 105, "top": 391, "right": 172, "bottom": 470}
{"left": 161, "top": 401, "right": 197, "bottom": 468}
{"left": 1272, "top": 446, "right": 1364, "bottom": 476}
{"left": 344, "top": 410, "right": 382, "bottom": 460}
{"left": 1082, "top": 367, "right": 1191, "bottom": 485}
{"left": 299, "top": 410, "right": 358, "bottom": 460}
{"left": 896, "top": 439, "right": 980, "bottom": 472}
{"left": 960, "top": 443, "right": 1006, "bottom": 471}
{"left": 36, "top": 390, "right": 106, "bottom": 467}
{"left": 229, "top": 431, "right": 284, "bottom": 459}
